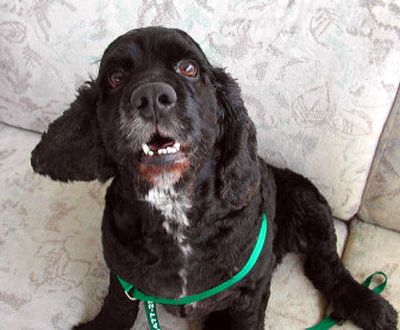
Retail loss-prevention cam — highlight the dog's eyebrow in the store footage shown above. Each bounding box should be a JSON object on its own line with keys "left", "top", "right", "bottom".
{"left": 160, "top": 39, "right": 208, "bottom": 66}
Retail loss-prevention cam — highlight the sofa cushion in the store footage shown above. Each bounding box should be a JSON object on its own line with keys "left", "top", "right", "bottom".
{"left": 0, "top": 123, "right": 349, "bottom": 329}
{"left": 338, "top": 218, "right": 400, "bottom": 329}
{"left": 359, "top": 87, "right": 400, "bottom": 232}
{"left": 1, "top": 1, "right": 400, "bottom": 219}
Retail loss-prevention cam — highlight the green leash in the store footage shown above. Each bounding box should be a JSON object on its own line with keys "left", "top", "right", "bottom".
{"left": 117, "top": 212, "right": 268, "bottom": 330}
{"left": 306, "top": 271, "right": 388, "bottom": 329}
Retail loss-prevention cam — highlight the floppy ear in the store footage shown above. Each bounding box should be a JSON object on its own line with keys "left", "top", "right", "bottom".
{"left": 213, "top": 68, "right": 260, "bottom": 209}
{"left": 31, "top": 82, "right": 115, "bottom": 182}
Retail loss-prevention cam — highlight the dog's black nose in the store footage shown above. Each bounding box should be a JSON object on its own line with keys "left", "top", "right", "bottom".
{"left": 131, "top": 82, "right": 177, "bottom": 120}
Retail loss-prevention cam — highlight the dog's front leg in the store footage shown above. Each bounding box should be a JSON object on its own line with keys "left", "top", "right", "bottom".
{"left": 272, "top": 168, "right": 398, "bottom": 329}
{"left": 304, "top": 247, "right": 398, "bottom": 329}
{"left": 203, "top": 281, "right": 271, "bottom": 330}
{"left": 229, "top": 283, "right": 271, "bottom": 330}
{"left": 74, "top": 272, "right": 139, "bottom": 330}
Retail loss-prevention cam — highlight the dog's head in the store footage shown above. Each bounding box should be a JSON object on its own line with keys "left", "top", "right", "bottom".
{"left": 31, "top": 27, "right": 260, "bottom": 209}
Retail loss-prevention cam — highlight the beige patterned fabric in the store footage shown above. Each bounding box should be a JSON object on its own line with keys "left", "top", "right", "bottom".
{"left": 337, "top": 219, "right": 400, "bottom": 329}
{"left": 1, "top": 1, "right": 400, "bottom": 219}
{"left": 0, "top": 124, "right": 110, "bottom": 329}
{"left": 0, "top": 123, "right": 350, "bottom": 330}
{"left": 359, "top": 87, "right": 400, "bottom": 232}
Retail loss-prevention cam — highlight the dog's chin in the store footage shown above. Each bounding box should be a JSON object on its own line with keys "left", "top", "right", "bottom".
{"left": 138, "top": 153, "right": 190, "bottom": 187}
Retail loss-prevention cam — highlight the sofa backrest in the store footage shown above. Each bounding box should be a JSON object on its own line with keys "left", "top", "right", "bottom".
{"left": 359, "top": 87, "right": 400, "bottom": 232}
{"left": 1, "top": 1, "right": 399, "bottom": 221}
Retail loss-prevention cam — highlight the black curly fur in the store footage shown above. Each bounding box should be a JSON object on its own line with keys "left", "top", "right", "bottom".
{"left": 31, "top": 27, "right": 398, "bottom": 330}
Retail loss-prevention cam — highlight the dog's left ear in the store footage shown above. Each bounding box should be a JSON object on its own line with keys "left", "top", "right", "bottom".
{"left": 31, "top": 82, "right": 115, "bottom": 182}
{"left": 212, "top": 68, "right": 260, "bottom": 209}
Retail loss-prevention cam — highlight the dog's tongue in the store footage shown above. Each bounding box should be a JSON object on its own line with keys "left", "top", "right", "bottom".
{"left": 148, "top": 135, "right": 175, "bottom": 151}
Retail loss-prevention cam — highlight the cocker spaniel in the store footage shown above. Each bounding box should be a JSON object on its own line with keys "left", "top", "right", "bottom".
{"left": 31, "top": 27, "right": 397, "bottom": 330}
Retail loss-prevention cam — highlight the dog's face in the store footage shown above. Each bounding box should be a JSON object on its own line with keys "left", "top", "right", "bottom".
{"left": 96, "top": 27, "right": 221, "bottom": 186}
{"left": 31, "top": 27, "right": 260, "bottom": 209}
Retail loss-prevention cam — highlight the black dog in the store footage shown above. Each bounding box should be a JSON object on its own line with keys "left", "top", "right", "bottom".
{"left": 31, "top": 27, "right": 397, "bottom": 330}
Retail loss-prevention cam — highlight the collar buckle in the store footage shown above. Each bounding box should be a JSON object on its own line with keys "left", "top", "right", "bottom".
{"left": 124, "top": 290, "right": 137, "bottom": 301}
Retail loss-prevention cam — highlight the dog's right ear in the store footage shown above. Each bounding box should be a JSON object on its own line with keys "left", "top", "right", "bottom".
{"left": 212, "top": 68, "right": 260, "bottom": 210}
{"left": 31, "top": 82, "right": 115, "bottom": 182}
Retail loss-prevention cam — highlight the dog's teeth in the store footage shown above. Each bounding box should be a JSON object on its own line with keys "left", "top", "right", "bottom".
{"left": 174, "top": 142, "right": 180, "bottom": 151}
{"left": 142, "top": 143, "right": 150, "bottom": 155}
{"left": 153, "top": 145, "right": 181, "bottom": 155}
{"left": 142, "top": 143, "right": 157, "bottom": 156}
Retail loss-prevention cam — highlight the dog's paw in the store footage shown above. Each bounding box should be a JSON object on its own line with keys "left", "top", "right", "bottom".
{"left": 335, "top": 294, "right": 398, "bottom": 330}
{"left": 72, "top": 321, "right": 99, "bottom": 330}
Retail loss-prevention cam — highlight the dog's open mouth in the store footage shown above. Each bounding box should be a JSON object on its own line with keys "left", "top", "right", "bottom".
{"left": 138, "top": 133, "right": 190, "bottom": 184}
{"left": 142, "top": 134, "right": 181, "bottom": 156}
{"left": 139, "top": 133, "right": 189, "bottom": 167}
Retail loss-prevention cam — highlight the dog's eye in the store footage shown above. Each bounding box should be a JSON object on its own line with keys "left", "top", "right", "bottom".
{"left": 108, "top": 71, "right": 125, "bottom": 88}
{"left": 177, "top": 60, "right": 198, "bottom": 78}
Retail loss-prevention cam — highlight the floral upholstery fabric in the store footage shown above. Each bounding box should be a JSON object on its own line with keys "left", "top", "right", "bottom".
{"left": 359, "top": 87, "right": 400, "bottom": 232}
{"left": 0, "top": 124, "right": 109, "bottom": 329}
{"left": 0, "top": 123, "right": 350, "bottom": 330}
{"left": 1, "top": 0, "right": 400, "bottom": 220}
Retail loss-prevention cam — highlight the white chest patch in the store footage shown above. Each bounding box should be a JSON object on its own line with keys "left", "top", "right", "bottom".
{"left": 145, "top": 187, "right": 190, "bottom": 228}
{"left": 145, "top": 187, "right": 192, "bottom": 296}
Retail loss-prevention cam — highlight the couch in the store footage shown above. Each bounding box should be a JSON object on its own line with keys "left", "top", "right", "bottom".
{"left": 0, "top": 1, "right": 399, "bottom": 329}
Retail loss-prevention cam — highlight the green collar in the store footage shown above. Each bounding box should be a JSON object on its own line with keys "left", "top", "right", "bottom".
{"left": 117, "top": 213, "right": 268, "bottom": 329}
{"left": 117, "top": 214, "right": 390, "bottom": 330}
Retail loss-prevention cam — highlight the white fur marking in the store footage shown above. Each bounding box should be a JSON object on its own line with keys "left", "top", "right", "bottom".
{"left": 145, "top": 187, "right": 192, "bottom": 296}
{"left": 179, "top": 269, "right": 188, "bottom": 297}
{"left": 145, "top": 187, "right": 190, "bottom": 227}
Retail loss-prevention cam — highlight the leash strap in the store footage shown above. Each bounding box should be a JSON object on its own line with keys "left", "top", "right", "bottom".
{"left": 117, "top": 213, "right": 268, "bottom": 329}
{"left": 306, "top": 271, "right": 388, "bottom": 329}
{"left": 144, "top": 301, "right": 161, "bottom": 330}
